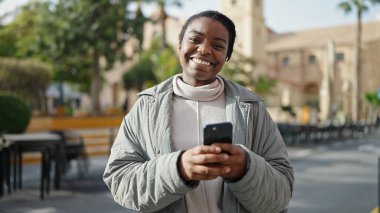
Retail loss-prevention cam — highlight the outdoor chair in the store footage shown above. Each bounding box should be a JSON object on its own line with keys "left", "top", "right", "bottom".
{"left": 50, "top": 131, "right": 89, "bottom": 178}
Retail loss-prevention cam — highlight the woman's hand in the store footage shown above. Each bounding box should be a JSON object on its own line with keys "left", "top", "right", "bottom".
{"left": 214, "top": 143, "right": 247, "bottom": 181}
{"left": 177, "top": 144, "right": 247, "bottom": 182}
{"left": 177, "top": 145, "right": 230, "bottom": 181}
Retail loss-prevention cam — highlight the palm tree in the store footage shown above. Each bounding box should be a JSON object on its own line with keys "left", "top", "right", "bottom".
{"left": 365, "top": 90, "right": 380, "bottom": 122}
{"left": 137, "top": 0, "right": 182, "bottom": 48}
{"left": 156, "top": 0, "right": 181, "bottom": 49}
{"left": 338, "top": 0, "right": 380, "bottom": 121}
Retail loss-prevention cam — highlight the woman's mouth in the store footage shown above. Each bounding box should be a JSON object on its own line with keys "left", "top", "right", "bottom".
{"left": 191, "top": 57, "right": 213, "bottom": 66}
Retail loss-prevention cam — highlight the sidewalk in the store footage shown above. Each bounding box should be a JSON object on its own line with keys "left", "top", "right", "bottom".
{"left": 1, "top": 131, "right": 378, "bottom": 213}
{"left": 0, "top": 156, "right": 134, "bottom": 213}
{"left": 1, "top": 149, "right": 309, "bottom": 213}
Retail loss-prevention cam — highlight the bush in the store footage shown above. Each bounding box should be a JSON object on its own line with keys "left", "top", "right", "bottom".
{"left": 0, "top": 58, "right": 51, "bottom": 110}
{"left": 123, "top": 54, "right": 156, "bottom": 91}
{"left": 0, "top": 92, "right": 31, "bottom": 133}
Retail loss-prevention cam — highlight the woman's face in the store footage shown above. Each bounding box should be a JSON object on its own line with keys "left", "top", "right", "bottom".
{"left": 179, "top": 17, "right": 229, "bottom": 87}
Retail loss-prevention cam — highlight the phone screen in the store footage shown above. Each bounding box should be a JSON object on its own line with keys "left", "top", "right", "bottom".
{"left": 204, "top": 122, "right": 233, "bottom": 145}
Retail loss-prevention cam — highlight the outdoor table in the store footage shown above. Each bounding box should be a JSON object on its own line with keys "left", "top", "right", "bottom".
{"left": 0, "top": 140, "right": 4, "bottom": 197}
{"left": 0, "top": 143, "right": 3, "bottom": 197}
{"left": 0, "top": 137, "right": 12, "bottom": 198}
{"left": 2, "top": 133, "right": 64, "bottom": 199}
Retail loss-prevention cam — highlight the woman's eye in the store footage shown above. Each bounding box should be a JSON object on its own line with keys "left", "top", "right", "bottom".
{"left": 214, "top": 44, "right": 225, "bottom": 50}
{"left": 189, "top": 37, "right": 199, "bottom": 43}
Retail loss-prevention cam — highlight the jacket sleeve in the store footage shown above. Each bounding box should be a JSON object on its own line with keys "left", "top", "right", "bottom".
{"left": 228, "top": 102, "right": 294, "bottom": 213}
{"left": 103, "top": 98, "right": 194, "bottom": 212}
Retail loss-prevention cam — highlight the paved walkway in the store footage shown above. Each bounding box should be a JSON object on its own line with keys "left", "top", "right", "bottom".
{"left": 0, "top": 156, "right": 134, "bottom": 213}
{"left": 1, "top": 131, "right": 378, "bottom": 213}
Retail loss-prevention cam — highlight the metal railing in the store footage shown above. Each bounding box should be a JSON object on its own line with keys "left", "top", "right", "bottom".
{"left": 277, "top": 122, "right": 379, "bottom": 146}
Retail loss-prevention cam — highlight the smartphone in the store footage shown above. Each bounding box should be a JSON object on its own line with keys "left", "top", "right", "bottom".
{"left": 204, "top": 122, "right": 233, "bottom": 145}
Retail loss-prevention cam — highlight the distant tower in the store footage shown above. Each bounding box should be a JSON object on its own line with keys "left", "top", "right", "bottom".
{"left": 220, "top": 0, "right": 267, "bottom": 75}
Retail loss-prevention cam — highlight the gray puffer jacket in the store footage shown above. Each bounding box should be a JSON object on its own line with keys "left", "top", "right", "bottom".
{"left": 103, "top": 76, "right": 294, "bottom": 213}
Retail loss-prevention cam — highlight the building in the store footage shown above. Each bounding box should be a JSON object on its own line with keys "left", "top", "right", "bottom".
{"left": 265, "top": 21, "right": 380, "bottom": 123}
{"left": 100, "top": 0, "right": 380, "bottom": 123}
{"left": 220, "top": 0, "right": 380, "bottom": 124}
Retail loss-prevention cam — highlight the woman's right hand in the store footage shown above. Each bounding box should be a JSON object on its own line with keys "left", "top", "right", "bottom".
{"left": 177, "top": 145, "right": 231, "bottom": 181}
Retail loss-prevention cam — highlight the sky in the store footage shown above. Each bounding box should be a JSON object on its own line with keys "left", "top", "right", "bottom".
{"left": 1, "top": 0, "right": 380, "bottom": 33}
{"left": 163, "top": 0, "right": 380, "bottom": 33}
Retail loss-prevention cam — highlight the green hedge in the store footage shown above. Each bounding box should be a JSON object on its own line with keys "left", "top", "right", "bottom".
{"left": 0, "top": 91, "right": 31, "bottom": 134}
{"left": 0, "top": 58, "right": 51, "bottom": 110}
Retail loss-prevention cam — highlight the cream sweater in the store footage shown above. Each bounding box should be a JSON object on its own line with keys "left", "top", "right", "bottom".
{"left": 171, "top": 74, "right": 226, "bottom": 213}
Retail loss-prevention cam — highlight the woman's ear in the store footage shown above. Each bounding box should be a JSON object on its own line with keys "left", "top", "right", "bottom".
{"left": 178, "top": 45, "right": 182, "bottom": 55}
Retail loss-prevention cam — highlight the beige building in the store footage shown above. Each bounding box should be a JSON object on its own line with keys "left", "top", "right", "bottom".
{"left": 265, "top": 21, "right": 380, "bottom": 123}
{"left": 99, "top": 0, "right": 380, "bottom": 124}
{"left": 220, "top": 0, "right": 380, "bottom": 123}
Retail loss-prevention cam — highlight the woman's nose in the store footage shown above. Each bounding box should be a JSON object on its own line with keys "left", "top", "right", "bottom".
{"left": 197, "top": 43, "right": 211, "bottom": 55}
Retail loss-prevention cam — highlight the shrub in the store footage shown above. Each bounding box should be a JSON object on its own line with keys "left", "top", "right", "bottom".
{"left": 0, "top": 91, "right": 31, "bottom": 133}
{"left": 0, "top": 58, "right": 51, "bottom": 110}
{"left": 123, "top": 54, "right": 156, "bottom": 91}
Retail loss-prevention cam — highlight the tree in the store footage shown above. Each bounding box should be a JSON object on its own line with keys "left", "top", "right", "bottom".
{"left": 51, "top": 0, "right": 132, "bottom": 115}
{"left": 222, "top": 51, "right": 276, "bottom": 97}
{"left": 150, "top": 43, "right": 181, "bottom": 82}
{"left": 0, "top": 58, "right": 51, "bottom": 112}
{"left": 365, "top": 90, "right": 380, "bottom": 121}
{"left": 253, "top": 75, "right": 277, "bottom": 97}
{"left": 155, "top": 0, "right": 182, "bottom": 48}
{"left": 1, "top": 0, "right": 156, "bottom": 115}
{"left": 338, "top": 0, "right": 380, "bottom": 121}
{"left": 6, "top": 0, "right": 136, "bottom": 115}
{"left": 139, "top": 0, "right": 182, "bottom": 48}
{"left": 0, "top": 1, "right": 94, "bottom": 105}
{"left": 0, "top": 24, "right": 17, "bottom": 56}
{"left": 123, "top": 39, "right": 180, "bottom": 91}
{"left": 0, "top": 2, "right": 41, "bottom": 58}
{"left": 128, "top": 3, "right": 148, "bottom": 51}
{"left": 123, "top": 53, "right": 156, "bottom": 91}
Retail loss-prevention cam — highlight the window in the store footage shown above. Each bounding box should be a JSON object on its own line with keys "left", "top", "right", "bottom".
{"left": 255, "top": 0, "right": 260, "bottom": 7}
{"left": 336, "top": 53, "right": 345, "bottom": 62}
{"left": 308, "top": 55, "right": 316, "bottom": 64}
{"left": 283, "top": 57, "right": 291, "bottom": 66}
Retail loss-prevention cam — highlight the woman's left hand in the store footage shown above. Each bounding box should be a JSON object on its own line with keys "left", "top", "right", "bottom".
{"left": 211, "top": 143, "right": 247, "bottom": 181}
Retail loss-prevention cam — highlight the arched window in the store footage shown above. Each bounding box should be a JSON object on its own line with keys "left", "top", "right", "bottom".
{"left": 336, "top": 52, "right": 345, "bottom": 62}
{"left": 282, "top": 56, "right": 291, "bottom": 66}
{"left": 308, "top": 55, "right": 316, "bottom": 64}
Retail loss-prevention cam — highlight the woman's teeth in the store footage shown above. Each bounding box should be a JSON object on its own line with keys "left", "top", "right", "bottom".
{"left": 192, "top": 58, "right": 211, "bottom": 66}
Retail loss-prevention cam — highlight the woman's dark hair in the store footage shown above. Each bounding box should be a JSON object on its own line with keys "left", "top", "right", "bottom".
{"left": 178, "top": 10, "right": 236, "bottom": 61}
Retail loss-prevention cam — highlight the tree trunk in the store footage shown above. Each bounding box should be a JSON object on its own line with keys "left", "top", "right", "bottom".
{"left": 90, "top": 51, "right": 102, "bottom": 115}
{"left": 159, "top": 2, "right": 168, "bottom": 49}
{"left": 58, "top": 68, "right": 64, "bottom": 106}
{"left": 352, "top": 9, "right": 362, "bottom": 121}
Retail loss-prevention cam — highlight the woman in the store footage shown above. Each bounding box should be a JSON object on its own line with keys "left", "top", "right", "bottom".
{"left": 104, "top": 10, "right": 294, "bottom": 213}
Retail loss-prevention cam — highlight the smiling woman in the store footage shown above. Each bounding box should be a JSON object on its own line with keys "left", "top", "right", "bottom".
{"left": 103, "top": 10, "right": 294, "bottom": 213}
{"left": 179, "top": 17, "right": 229, "bottom": 86}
